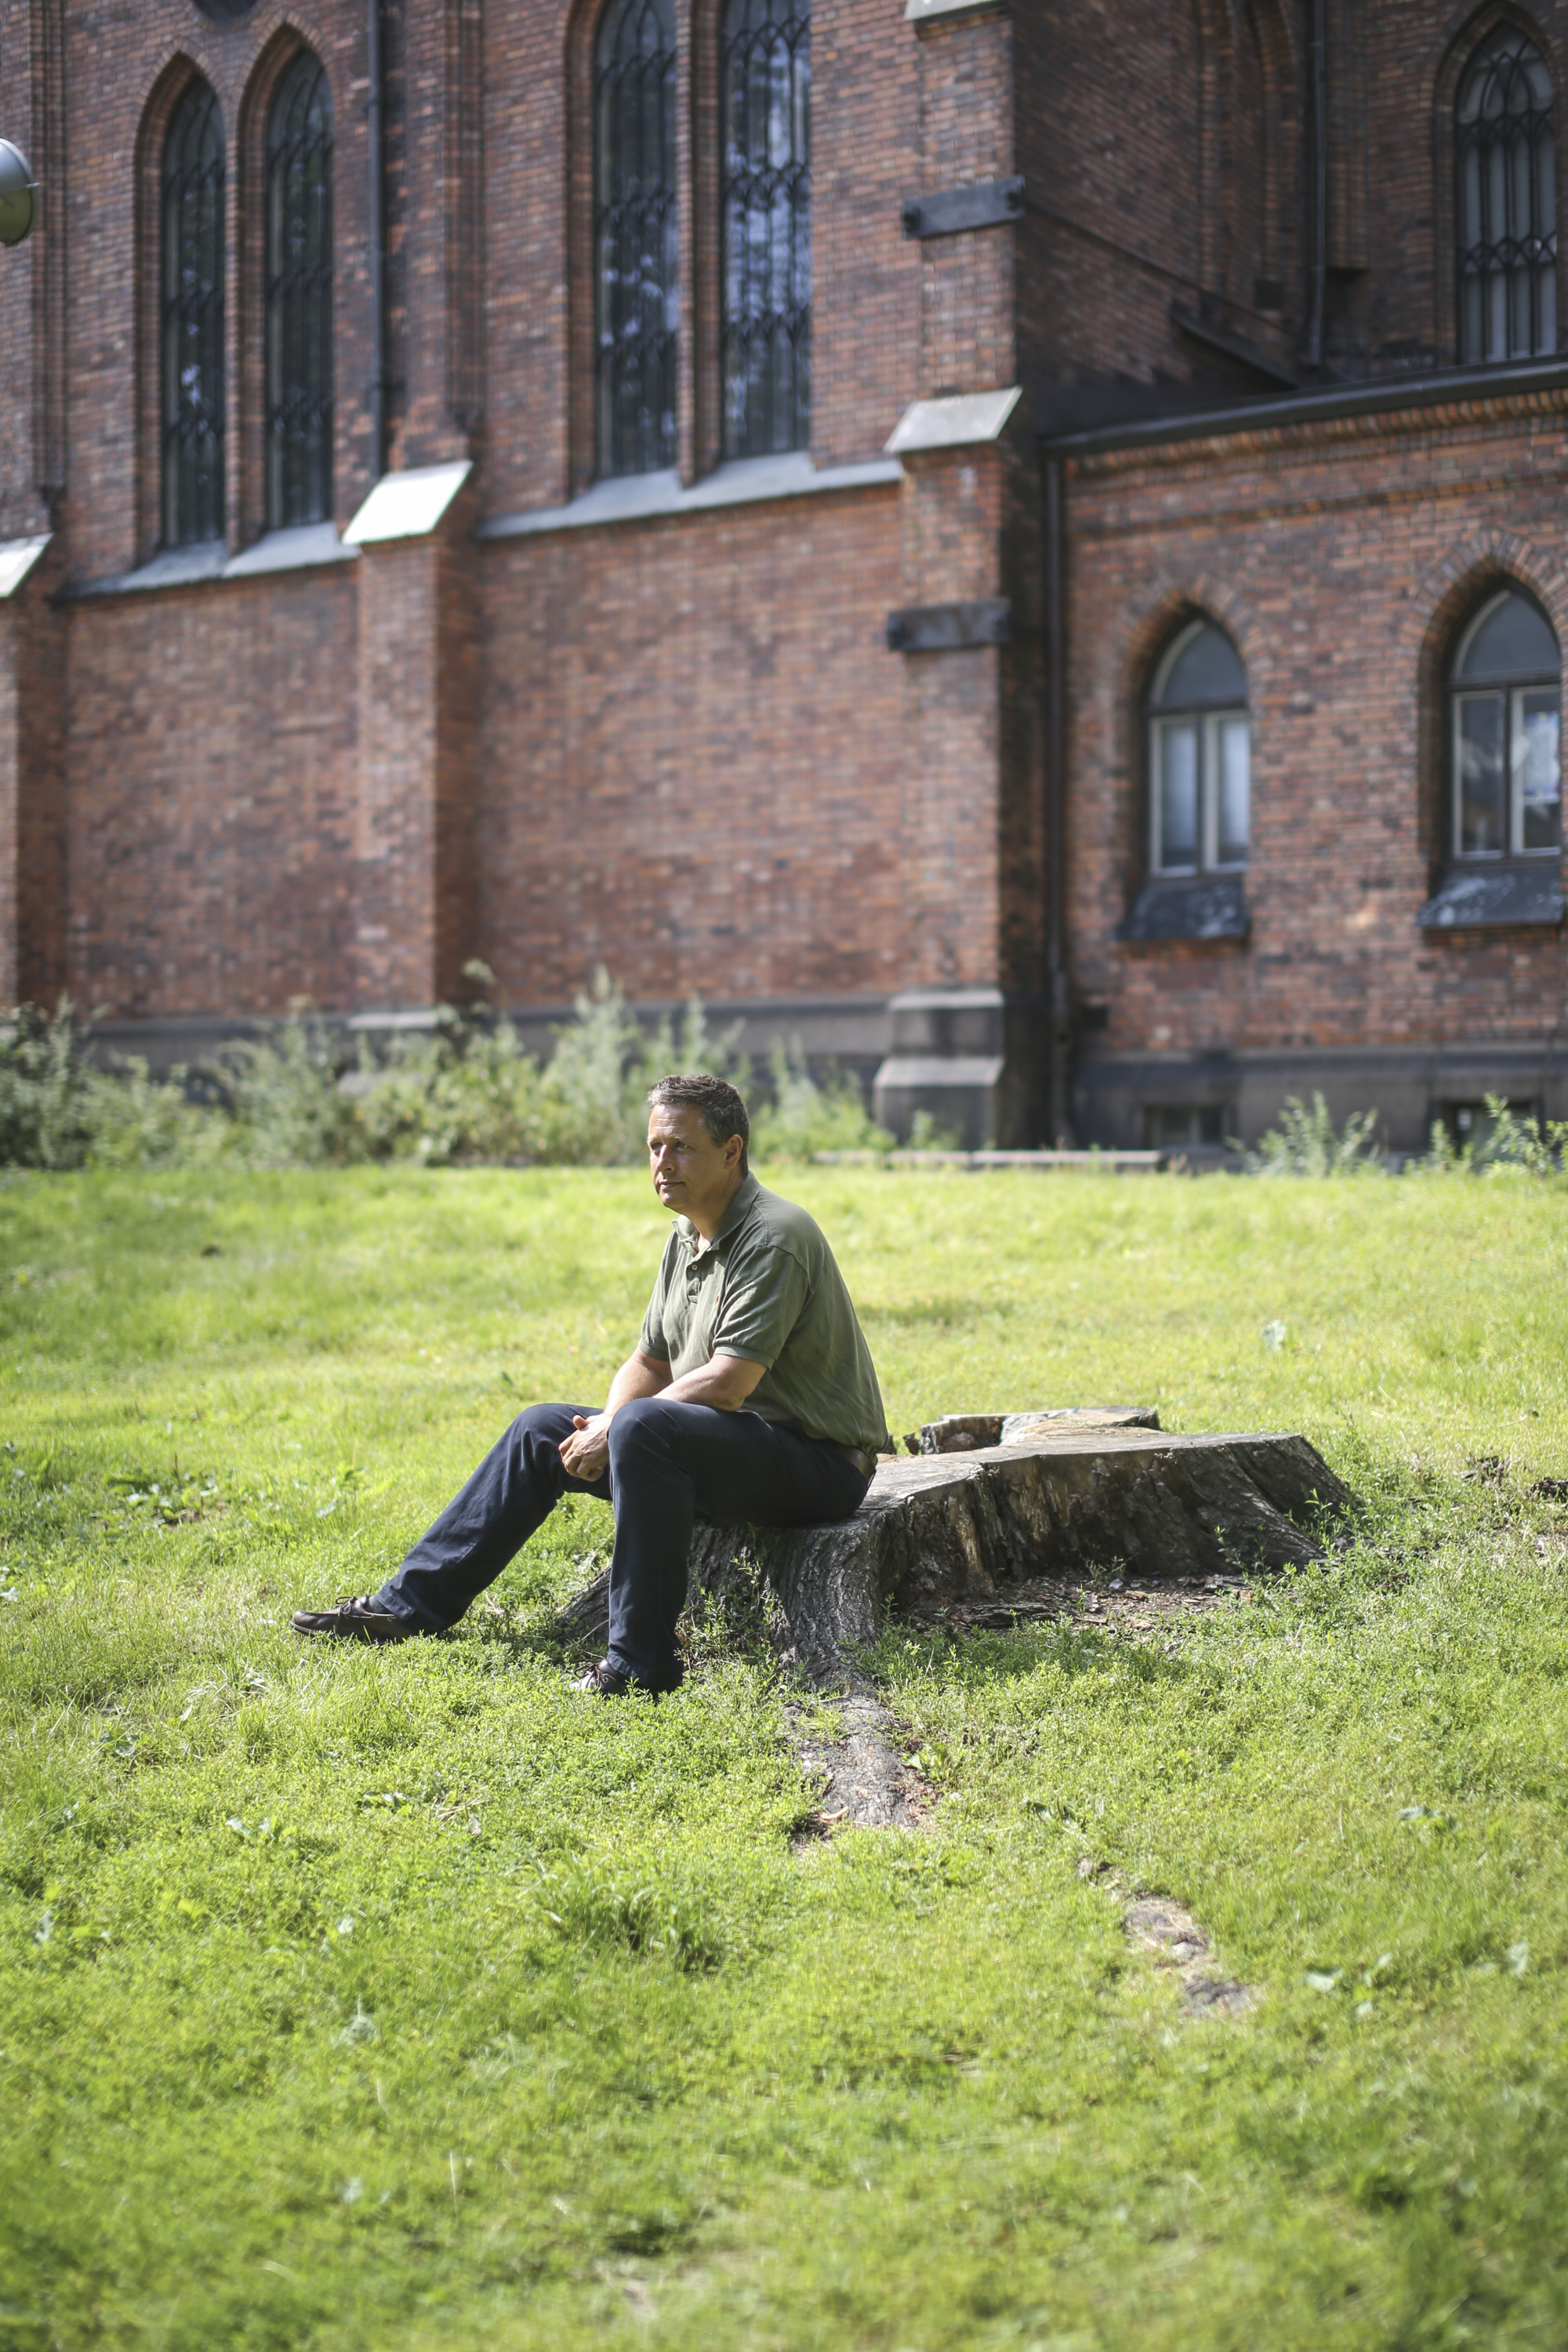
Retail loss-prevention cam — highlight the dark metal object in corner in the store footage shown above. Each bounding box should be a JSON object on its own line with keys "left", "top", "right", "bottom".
{"left": 0, "top": 136, "right": 38, "bottom": 247}
{"left": 1116, "top": 877, "right": 1250, "bottom": 944}
{"left": 367, "top": 0, "right": 387, "bottom": 478}
{"left": 901, "top": 177, "right": 1025, "bottom": 239}
{"left": 885, "top": 599, "right": 1011, "bottom": 652}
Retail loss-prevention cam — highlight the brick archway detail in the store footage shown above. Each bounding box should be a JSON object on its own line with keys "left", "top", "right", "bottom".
{"left": 1396, "top": 530, "right": 1568, "bottom": 674}
{"left": 1115, "top": 573, "right": 1267, "bottom": 718}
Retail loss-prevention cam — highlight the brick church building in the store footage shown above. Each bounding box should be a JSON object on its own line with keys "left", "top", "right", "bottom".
{"left": 2, "top": 0, "right": 1566, "bottom": 1151}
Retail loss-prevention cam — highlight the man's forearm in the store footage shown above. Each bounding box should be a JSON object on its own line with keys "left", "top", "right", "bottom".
{"left": 601, "top": 1351, "right": 673, "bottom": 1417}
{"left": 602, "top": 1352, "right": 761, "bottom": 1417}
{"left": 656, "top": 1354, "right": 764, "bottom": 1412}
{"left": 557, "top": 1347, "right": 764, "bottom": 1480}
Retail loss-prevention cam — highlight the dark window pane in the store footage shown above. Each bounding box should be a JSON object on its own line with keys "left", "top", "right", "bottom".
{"left": 721, "top": 0, "right": 811, "bottom": 458}
{"left": 1454, "top": 587, "right": 1559, "bottom": 679}
{"left": 594, "top": 0, "right": 677, "bottom": 479}
{"left": 1515, "top": 687, "right": 1562, "bottom": 851}
{"left": 1146, "top": 1105, "right": 1225, "bottom": 1148}
{"left": 162, "top": 81, "right": 225, "bottom": 547}
{"left": 1457, "top": 691, "right": 1507, "bottom": 853}
{"left": 1152, "top": 619, "right": 1246, "bottom": 707}
{"left": 1456, "top": 31, "right": 1557, "bottom": 362}
{"left": 1155, "top": 718, "right": 1199, "bottom": 869}
{"left": 266, "top": 53, "right": 333, "bottom": 530}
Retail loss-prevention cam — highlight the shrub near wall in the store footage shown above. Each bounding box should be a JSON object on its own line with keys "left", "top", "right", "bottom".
{"left": 0, "top": 975, "right": 891, "bottom": 1173}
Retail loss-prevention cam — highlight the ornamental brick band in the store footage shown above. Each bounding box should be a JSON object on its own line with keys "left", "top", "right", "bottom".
{"left": 558, "top": 1410, "right": 1355, "bottom": 1681}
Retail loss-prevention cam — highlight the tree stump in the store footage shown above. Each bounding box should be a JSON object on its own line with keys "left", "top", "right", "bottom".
{"left": 556, "top": 1410, "right": 1355, "bottom": 1681}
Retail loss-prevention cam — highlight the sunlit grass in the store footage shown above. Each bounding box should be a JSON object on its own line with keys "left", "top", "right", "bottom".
{"left": 2, "top": 1164, "right": 1566, "bottom": 2349}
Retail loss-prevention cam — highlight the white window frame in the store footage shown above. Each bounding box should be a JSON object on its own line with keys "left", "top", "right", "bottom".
{"left": 1449, "top": 594, "right": 1560, "bottom": 860}
{"left": 1149, "top": 706, "right": 1250, "bottom": 877}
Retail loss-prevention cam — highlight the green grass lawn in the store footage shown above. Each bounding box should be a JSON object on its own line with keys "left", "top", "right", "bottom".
{"left": 2, "top": 1163, "right": 1567, "bottom": 2350}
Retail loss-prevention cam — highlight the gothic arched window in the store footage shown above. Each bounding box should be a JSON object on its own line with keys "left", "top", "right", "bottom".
{"left": 1456, "top": 28, "right": 1558, "bottom": 361}
{"left": 266, "top": 51, "right": 333, "bottom": 530}
{"left": 594, "top": 0, "right": 677, "bottom": 479}
{"left": 720, "top": 0, "right": 811, "bottom": 457}
{"left": 1449, "top": 587, "right": 1561, "bottom": 856}
{"left": 162, "top": 79, "right": 226, "bottom": 547}
{"left": 1148, "top": 619, "right": 1250, "bottom": 874}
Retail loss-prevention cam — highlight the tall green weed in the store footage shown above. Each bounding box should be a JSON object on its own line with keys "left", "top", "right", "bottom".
{"left": 0, "top": 972, "right": 811, "bottom": 1172}
{"left": 747, "top": 1037, "right": 892, "bottom": 1161}
{"left": 0, "top": 1000, "right": 226, "bottom": 1171}
{"left": 1247, "top": 1091, "right": 1384, "bottom": 1176}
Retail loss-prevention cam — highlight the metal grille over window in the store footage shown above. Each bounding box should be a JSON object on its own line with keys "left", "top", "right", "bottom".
{"left": 1457, "top": 31, "right": 1557, "bottom": 362}
{"left": 1450, "top": 589, "right": 1561, "bottom": 858}
{"left": 1147, "top": 619, "right": 1250, "bottom": 875}
{"left": 162, "top": 81, "right": 225, "bottom": 548}
{"left": 266, "top": 53, "right": 333, "bottom": 531}
{"left": 720, "top": 0, "right": 811, "bottom": 458}
{"left": 594, "top": 0, "right": 677, "bottom": 479}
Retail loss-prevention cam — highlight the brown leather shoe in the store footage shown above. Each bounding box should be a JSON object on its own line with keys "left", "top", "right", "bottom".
{"left": 291, "top": 1595, "right": 417, "bottom": 1644}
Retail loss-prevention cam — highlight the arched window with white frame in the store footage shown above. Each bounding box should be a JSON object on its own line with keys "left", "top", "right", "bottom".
{"left": 1449, "top": 586, "right": 1562, "bottom": 858}
{"left": 1147, "top": 619, "right": 1250, "bottom": 877}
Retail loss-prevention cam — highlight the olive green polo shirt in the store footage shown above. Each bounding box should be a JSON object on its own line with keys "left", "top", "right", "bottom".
{"left": 638, "top": 1174, "right": 890, "bottom": 1457}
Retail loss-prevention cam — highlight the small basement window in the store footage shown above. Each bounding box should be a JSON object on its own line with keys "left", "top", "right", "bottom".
{"left": 1445, "top": 1098, "right": 1540, "bottom": 1152}
{"left": 1145, "top": 1105, "right": 1226, "bottom": 1150}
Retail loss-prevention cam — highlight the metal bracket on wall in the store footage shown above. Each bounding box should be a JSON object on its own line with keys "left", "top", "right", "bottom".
{"left": 901, "top": 177, "right": 1025, "bottom": 239}
{"left": 885, "top": 599, "right": 1011, "bottom": 652}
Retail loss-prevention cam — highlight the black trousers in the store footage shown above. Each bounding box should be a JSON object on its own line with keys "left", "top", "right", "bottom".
{"left": 373, "top": 1399, "right": 871, "bottom": 1687}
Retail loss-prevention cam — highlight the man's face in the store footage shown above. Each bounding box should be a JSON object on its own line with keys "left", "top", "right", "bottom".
{"left": 647, "top": 1103, "right": 744, "bottom": 1227}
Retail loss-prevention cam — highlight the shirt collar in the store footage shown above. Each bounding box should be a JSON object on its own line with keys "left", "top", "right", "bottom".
{"left": 677, "top": 1171, "right": 760, "bottom": 1255}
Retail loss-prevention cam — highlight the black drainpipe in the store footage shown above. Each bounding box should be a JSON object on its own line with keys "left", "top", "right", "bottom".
{"left": 367, "top": 0, "right": 387, "bottom": 478}
{"left": 1044, "top": 455, "right": 1072, "bottom": 1145}
{"left": 1306, "top": 0, "right": 1327, "bottom": 371}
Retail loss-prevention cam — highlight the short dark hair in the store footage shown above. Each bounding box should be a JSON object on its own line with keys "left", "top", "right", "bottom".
{"left": 646, "top": 1073, "right": 750, "bottom": 1174}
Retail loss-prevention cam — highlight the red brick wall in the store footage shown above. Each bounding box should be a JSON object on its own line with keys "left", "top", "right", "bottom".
{"left": 16, "top": 0, "right": 1566, "bottom": 1117}
{"left": 1008, "top": 0, "right": 1568, "bottom": 412}
{"left": 1061, "top": 390, "right": 1568, "bottom": 1061}
{"left": 811, "top": 0, "right": 923, "bottom": 466}
{"left": 474, "top": 485, "right": 908, "bottom": 1007}
{"left": 0, "top": 604, "right": 17, "bottom": 1004}
{"left": 913, "top": 11, "right": 1015, "bottom": 400}
{"left": 0, "top": 0, "right": 48, "bottom": 539}
{"left": 63, "top": 568, "right": 359, "bottom": 1016}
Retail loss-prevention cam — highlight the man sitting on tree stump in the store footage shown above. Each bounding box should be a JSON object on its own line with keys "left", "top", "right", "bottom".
{"left": 291, "top": 1073, "right": 891, "bottom": 1695}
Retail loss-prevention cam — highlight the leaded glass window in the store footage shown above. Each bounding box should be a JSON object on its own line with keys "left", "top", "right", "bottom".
{"left": 162, "top": 80, "right": 225, "bottom": 547}
{"left": 266, "top": 52, "right": 333, "bottom": 529}
{"left": 1450, "top": 588, "right": 1562, "bottom": 857}
{"left": 594, "top": 0, "right": 677, "bottom": 478}
{"left": 1457, "top": 30, "right": 1557, "bottom": 361}
{"left": 721, "top": 0, "right": 811, "bottom": 457}
{"left": 1148, "top": 619, "right": 1250, "bottom": 875}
